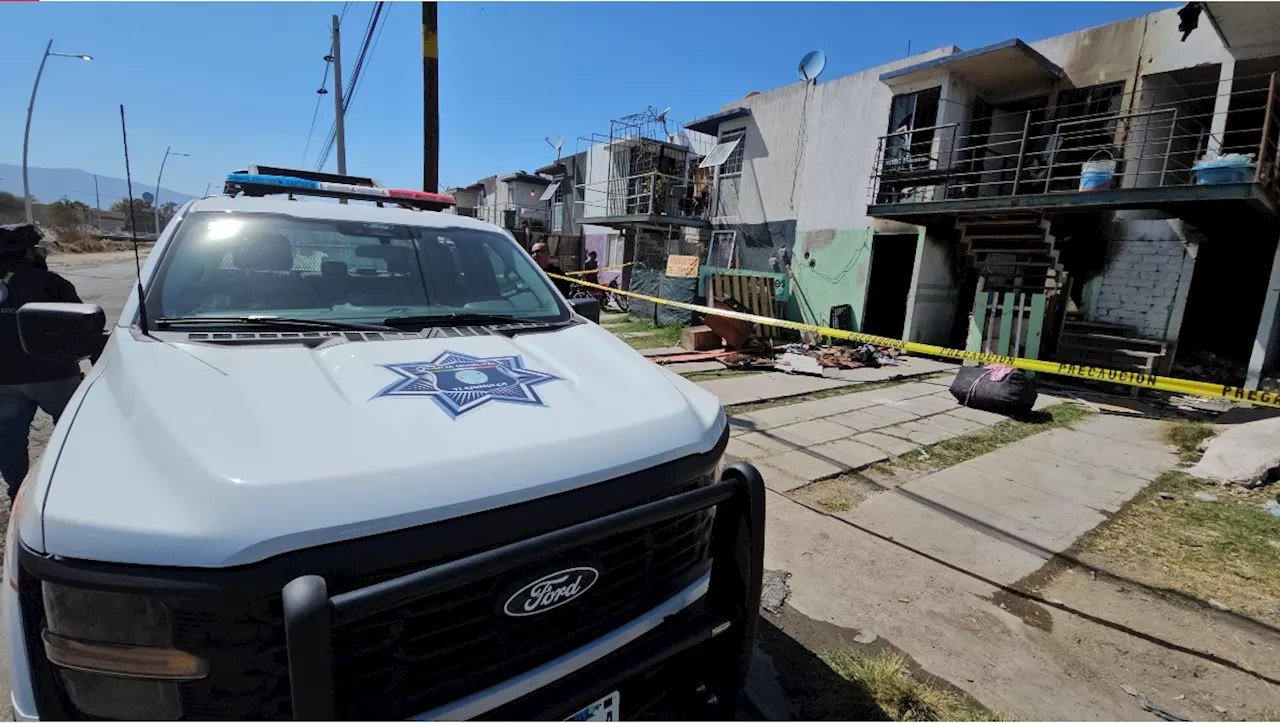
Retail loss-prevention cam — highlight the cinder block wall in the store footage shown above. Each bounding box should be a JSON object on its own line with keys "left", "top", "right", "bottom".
{"left": 1091, "top": 226, "right": 1190, "bottom": 339}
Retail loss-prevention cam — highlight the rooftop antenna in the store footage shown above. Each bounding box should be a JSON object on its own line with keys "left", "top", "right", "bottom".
{"left": 118, "top": 104, "right": 151, "bottom": 337}
{"left": 798, "top": 49, "right": 826, "bottom": 84}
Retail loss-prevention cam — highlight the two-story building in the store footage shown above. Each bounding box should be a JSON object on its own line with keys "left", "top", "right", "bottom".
{"left": 537, "top": 108, "right": 717, "bottom": 310}
{"left": 685, "top": 3, "right": 1280, "bottom": 391}
{"left": 446, "top": 171, "right": 553, "bottom": 231}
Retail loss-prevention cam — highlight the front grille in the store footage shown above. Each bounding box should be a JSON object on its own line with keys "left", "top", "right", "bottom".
{"left": 168, "top": 503, "right": 714, "bottom": 720}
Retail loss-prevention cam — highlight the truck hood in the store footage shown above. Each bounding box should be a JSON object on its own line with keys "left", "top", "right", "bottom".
{"left": 40, "top": 323, "right": 725, "bottom": 567}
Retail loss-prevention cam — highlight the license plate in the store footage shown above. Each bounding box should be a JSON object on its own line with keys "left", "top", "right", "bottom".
{"left": 566, "top": 691, "right": 619, "bottom": 721}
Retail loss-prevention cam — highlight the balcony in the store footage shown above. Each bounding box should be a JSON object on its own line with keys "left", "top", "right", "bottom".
{"left": 472, "top": 202, "right": 551, "bottom": 230}
{"left": 867, "top": 71, "right": 1280, "bottom": 230}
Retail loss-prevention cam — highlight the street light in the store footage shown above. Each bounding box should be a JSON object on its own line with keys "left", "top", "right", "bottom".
{"left": 23, "top": 39, "right": 93, "bottom": 224}
{"left": 153, "top": 146, "right": 189, "bottom": 235}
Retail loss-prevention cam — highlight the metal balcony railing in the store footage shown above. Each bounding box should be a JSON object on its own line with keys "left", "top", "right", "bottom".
{"left": 868, "top": 71, "right": 1280, "bottom": 207}
{"left": 470, "top": 202, "right": 551, "bottom": 229}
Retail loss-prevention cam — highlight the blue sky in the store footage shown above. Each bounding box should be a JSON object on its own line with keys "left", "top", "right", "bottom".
{"left": 1, "top": 2, "right": 1174, "bottom": 199}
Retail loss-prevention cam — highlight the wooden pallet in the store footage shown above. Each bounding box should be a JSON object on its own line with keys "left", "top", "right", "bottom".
{"left": 710, "top": 273, "right": 780, "bottom": 339}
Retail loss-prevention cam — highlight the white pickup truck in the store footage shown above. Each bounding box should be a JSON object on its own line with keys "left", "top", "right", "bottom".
{"left": 3, "top": 167, "right": 764, "bottom": 721}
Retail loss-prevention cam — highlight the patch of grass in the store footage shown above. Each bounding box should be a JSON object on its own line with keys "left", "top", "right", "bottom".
{"left": 883, "top": 402, "right": 1094, "bottom": 476}
{"left": 679, "top": 368, "right": 759, "bottom": 383}
{"left": 1164, "top": 419, "right": 1216, "bottom": 464}
{"left": 792, "top": 475, "right": 882, "bottom": 514}
{"left": 604, "top": 320, "right": 684, "bottom": 349}
{"left": 819, "top": 650, "right": 998, "bottom": 721}
{"left": 1080, "top": 470, "right": 1280, "bottom": 618}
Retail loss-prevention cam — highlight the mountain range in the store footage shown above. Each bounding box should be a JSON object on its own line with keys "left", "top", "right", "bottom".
{"left": 0, "top": 163, "right": 197, "bottom": 209}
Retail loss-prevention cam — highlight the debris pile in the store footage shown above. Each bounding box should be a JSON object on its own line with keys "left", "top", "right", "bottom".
{"left": 1171, "top": 351, "right": 1247, "bottom": 388}
{"left": 773, "top": 343, "right": 900, "bottom": 376}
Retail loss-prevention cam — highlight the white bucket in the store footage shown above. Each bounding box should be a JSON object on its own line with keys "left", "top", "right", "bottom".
{"left": 1080, "top": 154, "right": 1117, "bottom": 192}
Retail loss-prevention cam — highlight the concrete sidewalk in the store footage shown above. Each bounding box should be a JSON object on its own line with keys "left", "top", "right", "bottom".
{"left": 723, "top": 372, "right": 1055, "bottom": 492}
{"left": 839, "top": 414, "right": 1176, "bottom": 584}
{"left": 753, "top": 414, "right": 1280, "bottom": 720}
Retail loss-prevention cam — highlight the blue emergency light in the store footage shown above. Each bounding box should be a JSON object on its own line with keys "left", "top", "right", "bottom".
{"left": 223, "top": 166, "right": 455, "bottom": 211}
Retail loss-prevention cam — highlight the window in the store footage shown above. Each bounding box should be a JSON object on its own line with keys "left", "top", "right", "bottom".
{"left": 706, "top": 230, "right": 737, "bottom": 268}
{"left": 711, "top": 128, "right": 747, "bottom": 218}
{"left": 605, "top": 233, "right": 625, "bottom": 267}
{"left": 149, "top": 211, "right": 567, "bottom": 326}
{"left": 884, "top": 87, "right": 941, "bottom": 168}
{"left": 717, "top": 128, "right": 746, "bottom": 176}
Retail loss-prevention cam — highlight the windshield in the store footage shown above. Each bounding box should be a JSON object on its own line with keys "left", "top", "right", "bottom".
{"left": 146, "top": 211, "right": 568, "bottom": 326}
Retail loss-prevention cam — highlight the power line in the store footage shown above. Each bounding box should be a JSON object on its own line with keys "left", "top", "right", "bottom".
{"left": 301, "top": 56, "right": 332, "bottom": 166}
{"left": 316, "top": 3, "right": 379, "bottom": 170}
{"left": 314, "top": 2, "right": 385, "bottom": 171}
{"left": 348, "top": 2, "right": 391, "bottom": 111}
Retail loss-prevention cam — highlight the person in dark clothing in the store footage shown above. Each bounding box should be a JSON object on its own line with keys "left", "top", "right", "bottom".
{"left": 0, "top": 224, "right": 84, "bottom": 500}
{"left": 531, "top": 242, "right": 571, "bottom": 296}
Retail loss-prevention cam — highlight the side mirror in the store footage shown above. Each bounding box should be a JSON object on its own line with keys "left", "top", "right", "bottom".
{"left": 18, "top": 303, "right": 109, "bottom": 363}
{"left": 568, "top": 297, "right": 600, "bottom": 324}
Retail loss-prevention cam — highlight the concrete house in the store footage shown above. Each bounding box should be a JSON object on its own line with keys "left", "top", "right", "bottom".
{"left": 446, "top": 172, "right": 552, "bottom": 231}
{"left": 686, "top": 3, "right": 1280, "bottom": 391}
{"left": 535, "top": 108, "right": 718, "bottom": 295}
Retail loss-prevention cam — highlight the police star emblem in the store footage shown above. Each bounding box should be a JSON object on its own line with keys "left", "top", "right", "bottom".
{"left": 373, "top": 351, "right": 562, "bottom": 419}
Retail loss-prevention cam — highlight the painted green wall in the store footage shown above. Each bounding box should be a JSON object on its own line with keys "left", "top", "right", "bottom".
{"left": 789, "top": 228, "right": 875, "bottom": 329}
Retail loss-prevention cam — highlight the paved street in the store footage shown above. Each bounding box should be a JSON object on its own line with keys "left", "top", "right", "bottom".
{"left": 51, "top": 255, "right": 145, "bottom": 327}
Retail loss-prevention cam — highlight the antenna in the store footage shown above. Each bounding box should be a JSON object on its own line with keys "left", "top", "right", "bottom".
{"left": 118, "top": 104, "right": 151, "bottom": 337}
{"left": 798, "top": 50, "right": 827, "bottom": 83}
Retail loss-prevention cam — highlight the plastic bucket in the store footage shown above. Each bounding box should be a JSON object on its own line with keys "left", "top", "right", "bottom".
{"left": 1080, "top": 154, "right": 1116, "bottom": 192}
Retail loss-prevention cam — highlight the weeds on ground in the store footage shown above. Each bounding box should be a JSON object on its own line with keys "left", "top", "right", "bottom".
{"left": 51, "top": 237, "right": 137, "bottom": 254}
{"left": 603, "top": 320, "right": 685, "bottom": 349}
{"left": 886, "top": 402, "right": 1094, "bottom": 476}
{"left": 1081, "top": 469, "right": 1280, "bottom": 618}
{"left": 680, "top": 369, "right": 759, "bottom": 383}
{"left": 818, "top": 650, "right": 998, "bottom": 721}
{"left": 1164, "top": 419, "right": 1216, "bottom": 464}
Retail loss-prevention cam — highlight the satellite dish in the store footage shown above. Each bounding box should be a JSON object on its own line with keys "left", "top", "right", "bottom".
{"left": 544, "top": 135, "right": 565, "bottom": 161}
{"left": 142, "top": 192, "right": 155, "bottom": 204}
{"left": 798, "top": 50, "right": 827, "bottom": 82}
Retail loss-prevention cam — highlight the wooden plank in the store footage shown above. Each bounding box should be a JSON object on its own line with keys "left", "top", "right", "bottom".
{"left": 1024, "top": 293, "right": 1046, "bottom": 378}
{"left": 997, "top": 292, "right": 1015, "bottom": 356}
{"left": 965, "top": 278, "right": 988, "bottom": 365}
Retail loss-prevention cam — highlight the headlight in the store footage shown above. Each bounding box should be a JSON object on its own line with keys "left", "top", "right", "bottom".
{"left": 40, "top": 583, "right": 207, "bottom": 720}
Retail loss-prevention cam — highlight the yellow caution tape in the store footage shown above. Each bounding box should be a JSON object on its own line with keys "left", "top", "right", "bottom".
{"left": 550, "top": 273, "right": 1280, "bottom": 409}
{"left": 564, "top": 262, "right": 633, "bottom": 276}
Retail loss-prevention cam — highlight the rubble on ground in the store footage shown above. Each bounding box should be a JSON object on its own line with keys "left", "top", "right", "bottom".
{"left": 774, "top": 343, "right": 900, "bottom": 377}
{"left": 1188, "top": 416, "right": 1280, "bottom": 487}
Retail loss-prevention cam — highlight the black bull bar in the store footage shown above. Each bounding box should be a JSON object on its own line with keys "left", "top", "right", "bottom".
{"left": 281, "top": 462, "right": 766, "bottom": 720}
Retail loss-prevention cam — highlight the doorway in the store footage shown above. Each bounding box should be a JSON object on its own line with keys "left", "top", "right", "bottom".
{"left": 863, "top": 235, "right": 918, "bottom": 339}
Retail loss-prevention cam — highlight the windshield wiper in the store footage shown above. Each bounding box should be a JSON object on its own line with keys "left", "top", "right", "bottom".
{"left": 382, "top": 313, "right": 531, "bottom": 328}
{"left": 155, "top": 316, "right": 398, "bottom": 332}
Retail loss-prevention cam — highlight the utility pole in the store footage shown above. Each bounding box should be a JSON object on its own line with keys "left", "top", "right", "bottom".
{"left": 423, "top": 2, "right": 439, "bottom": 193}
{"left": 94, "top": 174, "right": 101, "bottom": 231}
{"left": 331, "top": 14, "right": 348, "bottom": 176}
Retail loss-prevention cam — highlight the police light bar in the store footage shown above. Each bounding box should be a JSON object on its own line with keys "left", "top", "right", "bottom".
{"left": 224, "top": 172, "right": 455, "bottom": 212}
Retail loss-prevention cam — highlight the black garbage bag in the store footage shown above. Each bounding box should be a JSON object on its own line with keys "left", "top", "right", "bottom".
{"left": 949, "top": 364, "right": 1038, "bottom": 416}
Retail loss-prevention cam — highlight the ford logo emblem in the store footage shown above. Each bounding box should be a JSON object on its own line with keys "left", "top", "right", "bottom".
{"left": 503, "top": 566, "right": 600, "bottom": 617}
